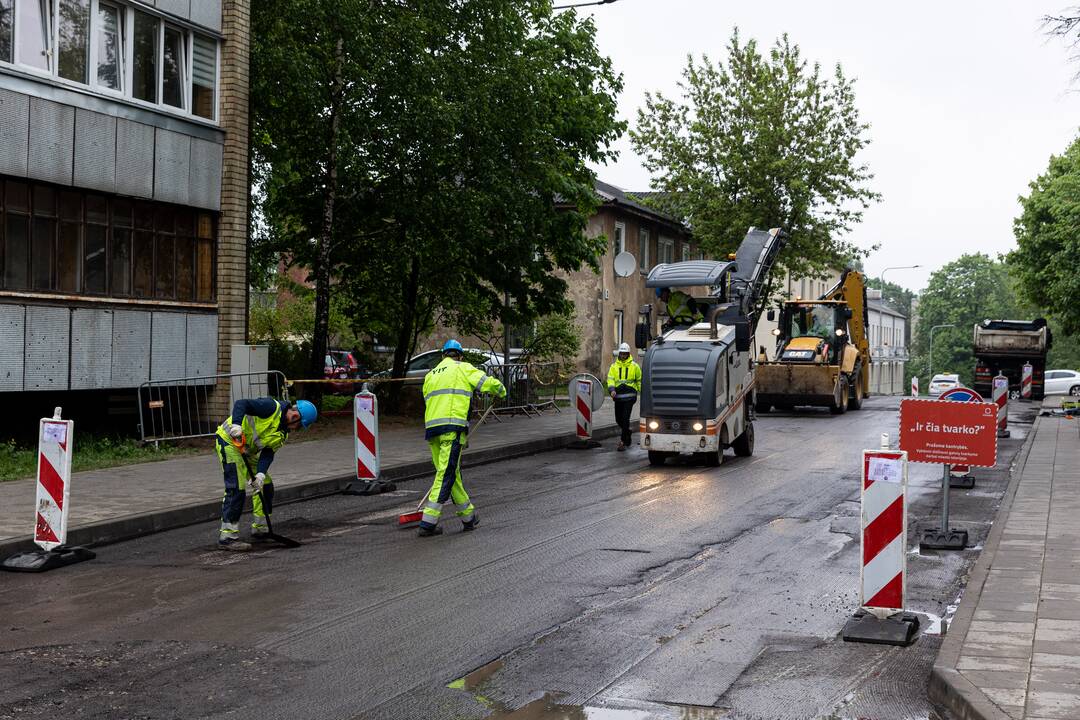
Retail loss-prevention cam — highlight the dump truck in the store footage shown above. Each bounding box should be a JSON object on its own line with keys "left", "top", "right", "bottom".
{"left": 973, "top": 319, "right": 1051, "bottom": 400}
{"left": 754, "top": 269, "right": 871, "bottom": 414}
{"left": 635, "top": 227, "right": 786, "bottom": 466}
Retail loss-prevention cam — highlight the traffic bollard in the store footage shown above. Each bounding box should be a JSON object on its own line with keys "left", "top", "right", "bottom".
{"left": 911, "top": 376, "right": 918, "bottom": 398}
{"left": 1021, "top": 363, "right": 1033, "bottom": 400}
{"left": 993, "top": 373, "right": 1010, "bottom": 438}
{"left": 342, "top": 384, "right": 396, "bottom": 495}
{"left": 1, "top": 407, "right": 95, "bottom": 572}
{"left": 842, "top": 447, "right": 919, "bottom": 646}
{"left": 567, "top": 373, "right": 603, "bottom": 449}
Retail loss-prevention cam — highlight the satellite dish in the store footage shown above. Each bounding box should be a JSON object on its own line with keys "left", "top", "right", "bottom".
{"left": 613, "top": 251, "right": 636, "bottom": 278}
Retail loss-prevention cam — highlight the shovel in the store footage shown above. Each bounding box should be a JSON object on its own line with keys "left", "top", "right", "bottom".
{"left": 239, "top": 450, "right": 302, "bottom": 548}
{"left": 398, "top": 401, "right": 497, "bottom": 527}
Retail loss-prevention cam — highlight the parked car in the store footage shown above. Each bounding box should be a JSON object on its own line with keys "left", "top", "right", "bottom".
{"left": 373, "top": 348, "right": 527, "bottom": 386}
{"left": 928, "top": 373, "right": 961, "bottom": 397}
{"left": 324, "top": 350, "right": 367, "bottom": 393}
{"left": 1045, "top": 369, "right": 1080, "bottom": 397}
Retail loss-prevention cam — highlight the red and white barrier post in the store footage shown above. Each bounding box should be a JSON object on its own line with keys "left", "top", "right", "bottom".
{"left": 575, "top": 378, "right": 593, "bottom": 440}
{"left": 342, "top": 386, "right": 396, "bottom": 495}
{"left": 1, "top": 407, "right": 94, "bottom": 573}
{"left": 1021, "top": 363, "right": 1033, "bottom": 401}
{"left": 911, "top": 376, "right": 918, "bottom": 398}
{"left": 993, "top": 374, "right": 1010, "bottom": 438}
{"left": 842, "top": 440, "right": 919, "bottom": 645}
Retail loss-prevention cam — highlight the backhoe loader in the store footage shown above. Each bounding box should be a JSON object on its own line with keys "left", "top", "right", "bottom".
{"left": 755, "top": 269, "right": 871, "bottom": 414}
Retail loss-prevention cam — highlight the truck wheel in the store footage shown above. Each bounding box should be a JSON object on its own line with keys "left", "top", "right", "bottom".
{"left": 733, "top": 422, "right": 755, "bottom": 457}
{"left": 648, "top": 451, "right": 668, "bottom": 467}
{"left": 831, "top": 377, "right": 849, "bottom": 415}
{"left": 849, "top": 373, "right": 864, "bottom": 410}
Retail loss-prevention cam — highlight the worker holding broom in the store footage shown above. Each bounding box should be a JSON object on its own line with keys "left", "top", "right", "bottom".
{"left": 215, "top": 397, "right": 318, "bottom": 550}
{"left": 418, "top": 340, "right": 506, "bottom": 538}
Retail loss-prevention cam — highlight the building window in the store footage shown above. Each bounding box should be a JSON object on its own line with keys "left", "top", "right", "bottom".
{"left": 16, "top": 0, "right": 50, "bottom": 70}
{"left": 613, "top": 309, "right": 624, "bottom": 347}
{"left": 57, "top": 0, "right": 89, "bottom": 83}
{"left": 94, "top": 1, "right": 121, "bottom": 90}
{"left": 131, "top": 9, "right": 156, "bottom": 102}
{"left": 0, "top": 0, "right": 12, "bottom": 63}
{"left": 613, "top": 221, "right": 625, "bottom": 256}
{"left": 681, "top": 243, "right": 690, "bottom": 262}
{"left": 658, "top": 236, "right": 674, "bottom": 264}
{"left": 1, "top": 1, "right": 218, "bottom": 121}
{"left": 191, "top": 32, "right": 215, "bottom": 119}
{"left": 638, "top": 227, "right": 649, "bottom": 271}
{"left": 0, "top": 177, "right": 216, "bottom": 301}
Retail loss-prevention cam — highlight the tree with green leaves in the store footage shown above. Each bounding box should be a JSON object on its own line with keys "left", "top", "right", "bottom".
{"left": 631, "top": 29, "right": 880, "bottom": 307}
{"left": 909, "top": 254, "right": 1028, "bottom": 388}
{"left": 1010, "top": 135, "right": 1080, "bottom": 335}
{"left": 252, "top": 1, "right": 623, "bottom": 398}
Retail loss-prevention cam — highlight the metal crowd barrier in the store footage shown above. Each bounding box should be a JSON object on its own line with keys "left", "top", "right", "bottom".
{"left": 471, "top": 362, "right": 563, "bottom": 423}
{"left": 138, "top": 370, "right": 288, "bottom": 444}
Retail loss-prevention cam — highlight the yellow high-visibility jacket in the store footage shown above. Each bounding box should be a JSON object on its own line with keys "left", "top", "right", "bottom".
{"left": 607, "top": 357, "right": 642, "bottom": 400}
{"left": 422, "top": 357, "right": 506, "bottom": 439}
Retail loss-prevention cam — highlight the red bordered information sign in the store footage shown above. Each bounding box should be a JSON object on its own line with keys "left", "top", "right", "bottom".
{"left": 899, "top": 398, "right": 997, "bottom": 467}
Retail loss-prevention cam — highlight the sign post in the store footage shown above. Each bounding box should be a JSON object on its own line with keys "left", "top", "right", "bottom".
{"left": 842, "top": 440, "right": 920, "bottom": 646}
{"left": 941, "top": 387, "right": 985, "bottom": 490}
{"left": 900, "top": 395, "right": 997, "bottom": 552}
{"left": 342, "top": 385, "right": 396, "bottom": 496}
{"left": 568, "top": 373, "right": 604, "bottom": 449}
{"left": 1, "top": 408, "right": 95, "bottom": 573}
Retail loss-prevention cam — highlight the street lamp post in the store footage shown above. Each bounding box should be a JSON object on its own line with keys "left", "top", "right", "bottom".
{"left": 929, "top": 323, "right": 955, "bottom": 382}
{"left": 552, "top": 0, "right": 617, "bottom": 8}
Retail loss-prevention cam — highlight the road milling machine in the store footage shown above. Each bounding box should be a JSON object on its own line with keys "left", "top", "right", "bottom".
{"left": 754, "top": 269, "right": 871, "bottom": 414}
{"left": 635, "top": 227, "right": 786, "bottom": 466}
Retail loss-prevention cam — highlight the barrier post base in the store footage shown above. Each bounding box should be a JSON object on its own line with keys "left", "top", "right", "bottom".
{"left": 567, "top": 438, "right": 601, "bottom": 450}
{"left": 342, "top": 480, "right": 397, "bottom": 496}
{"left": 0, "top": 545, "right": 95, "bottom": 573}
{"left": 841, "top": 609, "right": 920, "bottom": 646}
{"left": 949, "top": 474, "right": 976, "bottom": 489}
{"left": 920, "top": 528, "right": 968, "bottom": 551}
{"left": 997, "top": 429, "right": 1011, "bottom": 438}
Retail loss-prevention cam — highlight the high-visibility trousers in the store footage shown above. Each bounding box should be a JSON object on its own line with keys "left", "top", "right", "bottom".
{"left": 216, "top": 438, "right": 274, "bottom": 540}
{"left": 420, "top": 430, "right": 476, "bottom": 528}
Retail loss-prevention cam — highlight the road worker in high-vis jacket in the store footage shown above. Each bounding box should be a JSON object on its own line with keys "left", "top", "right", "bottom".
{"left": 607, "top": 342, "right": 642, "bottom": 451}
{"left": 657, "top": 287, "right": 703, "bottom": 327}
{"left": 215, "top": 397, "right": 318, "bottom": 550}
{"left": 418, "top": 339, "right": 506, "bottom": 538}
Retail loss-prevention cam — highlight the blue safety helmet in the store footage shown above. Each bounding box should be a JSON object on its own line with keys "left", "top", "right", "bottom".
{"left": 655, "top": 287, "right": 667, "bottom": 298}
{"left": 442, "top": 339, "right": 463, "bottom": 354}
{"left": 295, "top": 399, "right": 318, "bottom": 428}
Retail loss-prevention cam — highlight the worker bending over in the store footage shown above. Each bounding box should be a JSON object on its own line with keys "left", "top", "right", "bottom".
{"left": 215, "top": 397, "right": 317, "bottom": 550}
{"left": 607, "top": 342, "right": 642, "bottom": 451}
{"left": 657, "top": 287, "right": 703, "bottom": 327}
{"left": 419, "top": 340, "right": 506, "bottom": 537}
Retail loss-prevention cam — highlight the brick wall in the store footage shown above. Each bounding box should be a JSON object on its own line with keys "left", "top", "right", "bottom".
{"left": 208, "top": 0, "right": 251, "bottom": 419}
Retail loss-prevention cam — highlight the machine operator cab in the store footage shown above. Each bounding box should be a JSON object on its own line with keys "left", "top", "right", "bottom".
{"left": 769, "top": 301, "right": 854, "bottom": 366}
{"left": 635, "top": 259, "right": 742, "bottom": 350}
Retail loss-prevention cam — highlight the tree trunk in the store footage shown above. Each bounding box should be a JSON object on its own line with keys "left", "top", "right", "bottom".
{"left": 389, "top": 253, "right": 421, "bottom": 407}
{"left": 307, "top": 36, "right": 343, "bottom": 406}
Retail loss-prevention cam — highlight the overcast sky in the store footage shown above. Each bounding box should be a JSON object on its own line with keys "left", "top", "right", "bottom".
{"left": 579, "top": 0, "right": 1080, "bottom": 292}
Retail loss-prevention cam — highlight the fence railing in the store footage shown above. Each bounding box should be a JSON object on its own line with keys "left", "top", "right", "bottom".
{"left": 138, "top": 371, "right": 288, "bottom": 444}
{"left": 472, "top": 362, "right": 562, "bottom": 423}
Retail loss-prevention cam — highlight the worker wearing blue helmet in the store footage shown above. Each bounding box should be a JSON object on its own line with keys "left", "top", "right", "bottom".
{"left": 214, "top": 397, "right": 318, "bottom": 550}
{"left": 418, "top": 339, "right": 506, "bottom": 537}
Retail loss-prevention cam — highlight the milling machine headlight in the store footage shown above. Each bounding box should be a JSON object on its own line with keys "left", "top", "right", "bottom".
{"left": 772, "top": 328, "right": 781, "bottom": 336}
{"left": 836, "top": 328, "right": 846, "bottom": 336}
{"left": 693, "top": 422, "right": 704, "bottom": 431}
{"left": 648, "top": 420, "right": 660, "bottom": 430}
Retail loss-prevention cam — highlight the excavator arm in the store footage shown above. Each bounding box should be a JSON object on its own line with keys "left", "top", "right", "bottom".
{"left": 821, "top": 269, "right": 871, "bottom": 395}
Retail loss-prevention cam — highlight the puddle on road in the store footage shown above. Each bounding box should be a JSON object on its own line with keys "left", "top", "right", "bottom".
{"left": 448, "top": 660, "right": 727, "bottom": 718}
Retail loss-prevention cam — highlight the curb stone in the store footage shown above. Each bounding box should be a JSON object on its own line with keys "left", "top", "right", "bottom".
{"left": 0, "top": 423, "right": 622, "bottom": 559}
{"left": 928, "top": 413, "right": 1041, "bottom": 720}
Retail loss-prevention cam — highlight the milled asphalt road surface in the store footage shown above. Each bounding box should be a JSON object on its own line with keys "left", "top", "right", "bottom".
{"left": 0, "top": 397, "right": 1032, "bottom": 720}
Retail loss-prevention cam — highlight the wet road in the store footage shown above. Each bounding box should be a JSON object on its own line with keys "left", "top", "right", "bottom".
{"left": 0, "top": 397, "right": 1031, "bottom": 720}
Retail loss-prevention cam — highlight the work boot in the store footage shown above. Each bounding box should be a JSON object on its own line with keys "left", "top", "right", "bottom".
{"left": 217, "top": 537, "right": 251, "bottom": 551}
{"left": 417, "top": 524, "right": 443, "bottom": 538}
{"left": 250, "top": 531, "right": 272, "bottom": 544}
{"left": 462, "top": 513, "right": 480, "bottom": 532}
{"left": 617, "top": 442, "right": 626, "bottom": 451}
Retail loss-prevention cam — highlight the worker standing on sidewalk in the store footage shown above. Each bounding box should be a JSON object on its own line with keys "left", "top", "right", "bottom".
{"left": 418, "top": 339, "right": 506, "bottom": 538}
{"left": 607, "top": 342, "right": 642, "bottom": 451}
{"left": 215, "top": 397, "right": 318, "bottom": 550}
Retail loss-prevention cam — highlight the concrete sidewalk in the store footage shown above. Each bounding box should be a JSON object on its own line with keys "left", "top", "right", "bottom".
{"left": 933, "top": 398, "right": 1080, "bottom": 720}
{"left": 0, "top": 405, "right": 631, "bottom": 555}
